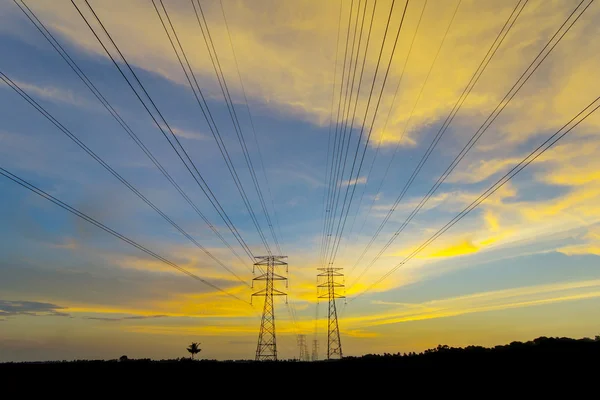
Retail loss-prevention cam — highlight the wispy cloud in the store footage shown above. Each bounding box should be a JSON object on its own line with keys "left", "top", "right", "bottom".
{"left": 346, "top": 279, "right": 600, "bottom": 328}
{"left": 4, "top": 79, "right": 89, "bottom": 108}
{"left": 0, "top": 300, "right": 70, "bottom": 318}
{"left": 49, "top": 238, "right": 79, "bottom": 250}
{"left": 275, "top": 167, "right": 325, "bottom": 189}
{"left": 340, "top": 176, "right": 367, "bottom": 187}
{"left": 83, "top": 314, "right": 169, "bottom": 322}
{"left": 171, "top": 127, "right": 208, "bottom": 141}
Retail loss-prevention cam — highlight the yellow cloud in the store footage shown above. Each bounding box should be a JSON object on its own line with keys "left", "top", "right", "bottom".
{"left": 558, "top": 225, "right": 600, "bottom": 256}
{"left": 105, "top": 244, "right": 252, "bottom": 285}
{"left": 124, "top": 324, "right": 257, "bottom": 336}
{"left": 5, "top": 0, "right": 599, "bottom": 146}
{"left": 344, "top": 278, "right": 600, "bottom": 329}
{"left": 427, "top": 239, "right": 479, "bottom": 258}
{"left": 447, "top": 156, "right": 523, "bottom": 184}
{"left": 559, "top": 244, "right": 600, "bottom": 257}
{"left": 343, "top": 329, "right": 379, "bottom": 338}
{"left": 65, "top": 290, "right": 256, "bottom": 319}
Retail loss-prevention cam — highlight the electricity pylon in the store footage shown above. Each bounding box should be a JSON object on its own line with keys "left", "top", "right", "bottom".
{"left": 252, "top": 256, "right": 288, "bottom": 361}
{"left": 317, "top": 267, "right": 345, "bottom": 359}
{"left": 297, "top": 334, "right": 309, "bottom": 361}
{"left": 311, "top": 339, "right": 319, "bottom": 361}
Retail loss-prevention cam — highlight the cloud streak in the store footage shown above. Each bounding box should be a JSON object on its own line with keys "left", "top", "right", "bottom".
{"left": 340, "top": 176, "right": 367, "bottom": 187}
{"left": 83, "top": 314, "right": 169, "bottom": 322}
{"left": 0, "top": 300, "right": 70, "bottom": 318}
{"left": 2, "top": 78, "right": 90, "bottom": 109}
{"left": 346, "top": 279, "right": 600, "bottom": 328}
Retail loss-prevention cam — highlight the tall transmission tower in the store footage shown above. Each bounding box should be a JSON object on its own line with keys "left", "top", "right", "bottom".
{"left": 311, "top": 339, "right": 319, "bottom": 361}
{"left": 297, "top": 334, "right": 309, "bottom": 361}
{"left": 252, "top": 256, "right": 288, "bottom": 361}
{"left": 317, "top": 267, "right": 345, "bottom": 359}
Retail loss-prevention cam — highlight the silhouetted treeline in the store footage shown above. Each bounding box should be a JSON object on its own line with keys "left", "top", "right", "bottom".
{"left": 2, "top": 335, "right": 599, "bottom": 391}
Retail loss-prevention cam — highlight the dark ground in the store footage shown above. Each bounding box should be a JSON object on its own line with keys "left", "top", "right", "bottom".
{"left": 2, "top": 336, "right": 599, "bottom": 394}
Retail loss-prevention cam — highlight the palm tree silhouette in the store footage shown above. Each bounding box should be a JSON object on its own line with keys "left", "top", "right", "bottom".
{"left": 187, "top": 342, "right": 201, "bottom": 360}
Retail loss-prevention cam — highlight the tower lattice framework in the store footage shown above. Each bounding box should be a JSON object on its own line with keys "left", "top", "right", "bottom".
{"left": 317, "top": 267, "right": 345, "bottom": 359}
{"left": 311, "top": 339, "right": 319, "bottom": 361}
{"left": 252, "top": 256, "right": 288, "bottom": 361}
{"left": 297, "top": 334, "right": 309, "bottom": 361}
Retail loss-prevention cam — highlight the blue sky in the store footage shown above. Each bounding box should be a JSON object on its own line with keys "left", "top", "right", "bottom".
{"left": 1, "top": 0, "right": 600, "bottom": 361}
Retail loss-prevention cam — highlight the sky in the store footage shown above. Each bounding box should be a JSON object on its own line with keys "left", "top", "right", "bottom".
{"left": 1, "top": 0, "right": 600, "bottom": 362}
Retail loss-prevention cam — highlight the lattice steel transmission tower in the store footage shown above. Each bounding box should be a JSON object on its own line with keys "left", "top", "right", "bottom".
{"left": 311, "top": 339, "right": 319, "bottom": 361}
{"left": 252, "top": 256, "right": 288, "bottom": 361}
{"left": 317, "top": 267, "right": 345, "bottom": 359}
{"left": 297, "top": 334, "right": 309, "bottom": 361}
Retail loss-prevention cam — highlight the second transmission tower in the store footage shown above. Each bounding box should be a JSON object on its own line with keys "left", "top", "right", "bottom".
{"left": 311, "top": 339, "right": 319, "bottom": 361}
{"left": 317, "top": 267, "right": 345, "bottom": 359}
{"left": 297, "top": 334, "right": 309, "bottom": 361}
{"left": 252, "top": 256, "right": 288, "bottom": 361}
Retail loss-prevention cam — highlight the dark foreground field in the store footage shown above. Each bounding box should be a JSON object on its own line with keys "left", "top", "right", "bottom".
{"left": 2, "top": 336, "right": 600, "bottom": 393}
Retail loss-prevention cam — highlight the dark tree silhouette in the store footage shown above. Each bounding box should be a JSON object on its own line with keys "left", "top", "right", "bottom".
{"left": 119, "top": 355, "right": 128, "bottom": 362}
{"left": 187, "top": 342, "right": 201, "bottom": 360}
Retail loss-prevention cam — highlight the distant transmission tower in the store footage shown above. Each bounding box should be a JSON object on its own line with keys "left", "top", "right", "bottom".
{"left": 297, "top": 334, "right": 309, "bottom": 361}
{"left": 252, "top": 256, "right": 288, "bottom": 361}
{"left": 311, "top": 339, "right": 319, "bottom": 361}
{"left": 317, "top": 267, "right": 345, "bottom": 359}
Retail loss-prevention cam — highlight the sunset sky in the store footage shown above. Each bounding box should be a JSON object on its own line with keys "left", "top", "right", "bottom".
{"left": 1, "top": 0, "right": 600, "bottom": 362}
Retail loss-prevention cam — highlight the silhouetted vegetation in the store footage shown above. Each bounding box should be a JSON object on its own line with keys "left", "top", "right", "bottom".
{"left": 2, "top": 336, "right": 599, "bottom": 385}
{"left": 186, "top": 342, "right": 201, "bottom": 360}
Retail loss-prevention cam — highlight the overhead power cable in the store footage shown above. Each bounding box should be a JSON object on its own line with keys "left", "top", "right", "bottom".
{"left": 192, "top": 0, "right": 282, "bottom": 255}
{"left": 153, "top": 0, "right": 275, "bottom": 255}
{"left": 71, "top": 0, "right": 258, "bottom": 266}
{"left": 14, "top": 0, "right": 250, "bottom": 271}
{"left": 351, "top": 94, "right": 600, "bottom": 301}
{"left": 322, "top": 0, "right": 359, "bottom": 265}
{"left": 0, "top": 167, "right": 250, "bottom": 305}
{"left": 343, "top": 0, "right": 434, "bottom": 271}
{"left": 0, "top": 71, "right": 250, "bottom": 288}
{"left": 324, "top": 0, "right": 376, "bottom": 266}
{"left": 319, "top": 0, "right": 345, "bottom": 267}
{"left": 327, "top": 0, "right": 413, "bottom": 269}
{"left": 341, "top": 0, "right": 424, "bottom": 261}
{"left": 349, "top": 0, "right": 527, "bottom": 279}
{"left": 349, "top": 0, "right": 587, "bottom": 288}
{"left": 219, "top": 0, "right": 285, "bottom": 253}
{"left": 323, "top": 0, "right": 382, "bottom": 266}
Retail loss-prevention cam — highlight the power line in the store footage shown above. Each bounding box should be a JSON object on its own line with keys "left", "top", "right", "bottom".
{"left": 342, "top": 0, "right": 423, "bottom": 263}
{"left": 154, "top": 0, "right": 276, "bottom": 256}
{"left": 320, "top": 0, "right": 345, "bottom": 267}
{"left": 0, "top": 71, "right": 250, "bottom": 288}
{"left": 219, "top": 0, "right": 285, "bottom": 254}
{"left": 349, "top": 0, "right": 593, "bottom": 290}
{"left": 339, "top": 0, "right": 432, "bottom": 272}
{"left": 351, "top": 94, "right": 600, "bottom": 301}
{"left": 322, "top": 0, "right": 360, "bottom": 265}
{"left": 327, "top": 0, "right": 413, "bottom": 269}
{"left": 324, "top": 0, "right": 380, "bottom": 265}
{"left": 350, "top": 0, "right": 527, "bottom": 279}
{"left": 15, "top": 0, "right": 250, "bottom": 271}
{"left": 0, "top": 167, "right": 250, "bottom": 305}
{"left": 349, "top": 0, "right": 476, "bottom": 278}
{"left": 71, "top": 0, "right": 257, "bottom": 264}
{"left": 348, "top": 0, "right": 583, "bottom": 288}
{"left": 150, "top": 0, "right": 272, "bottom": 258}
{"left": 324, "top": 0, "right": 376, "bottom": 266}
{"left": 192, "top": 0, "right": 282, "bottom": 255}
